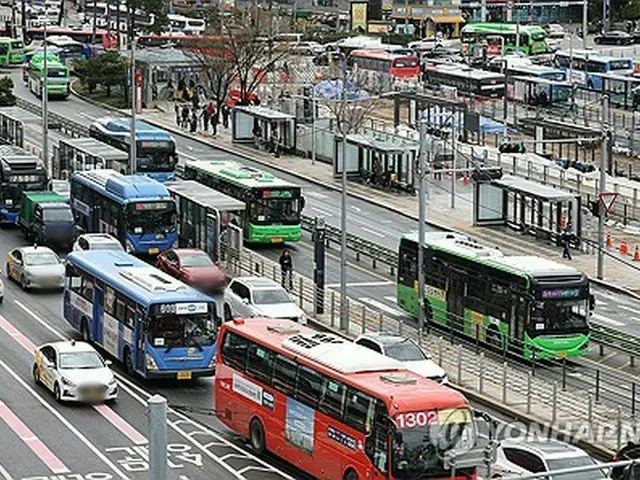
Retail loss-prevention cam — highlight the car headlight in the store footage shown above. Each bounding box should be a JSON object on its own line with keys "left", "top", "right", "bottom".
{"left": 125, "top": 240, "right": 134, "bottom": 254}
{"left": 61, "top": 377, "right": 76, "bottom": 387}
{"left": 145, "top": 353, "right": 158, "bottom": 371}
{"left": 208, "top": 355, "right": 216, "bottom": 369}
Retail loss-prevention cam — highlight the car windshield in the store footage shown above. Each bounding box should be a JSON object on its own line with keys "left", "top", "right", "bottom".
{"left": 59, "top": 351, "right": 103, "bottom": 369}
{"left": 530, "top": 299, "right": 588, "bottom": 336}
{"left": 126, "top": 201, "right": 177, "bottom": 235}
{"left": 249, "top": 198, "right": 301, "bottom": 225}
{"left": 252, "top": 288, "right": 291, "bottom": 305}
{"left": 43, "top": 208, "right": 73, "bottom": 222}
{"left": 392, "top": 409, "right": 476, "bottom": 479}
{"left": 180, "top": 252, "right": 213, "bottom": 268}
{"left": 149, "top": 308, "right": 216, "bottom": 350}
{"left": 25, "top": 251, "right": 59, "bottom": 266}
{"left": 91, "top": 241, "right": 123, "bottom": 251}
{"left": 546, "top": 457, "right": 606, "bottom": 480}
{"left": 385, "top": 340, "right": 426, "bottom": 362}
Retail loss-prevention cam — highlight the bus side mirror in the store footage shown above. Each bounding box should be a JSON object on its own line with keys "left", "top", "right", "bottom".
{"left": 589, "top": 294, "right": 596, "bottom": 311}
{"left": 300, "top": 197, "right": 306, "bottom": 211}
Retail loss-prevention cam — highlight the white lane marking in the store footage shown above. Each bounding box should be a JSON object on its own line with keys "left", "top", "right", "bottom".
{"left": 359, "top": 297, "right": 406, "bottom": 317}
{"left": 0, "top": 358, "right": 128, "bottom": 480}
{"left": 311, "top": 206, "right": 333, "bottom": 217}
{"left": 306, "top": 191, "right": 328, "bottom": 199}
{"left": 591, "top": 313, "right": 625, "bottom": 327}
{"left": 16, "top": 300, "right": 294, "bottom": 479}
{"left": 361, "top": 227, "right": 385, "bottom": 238}
{"left": 0, "top": 463, "right": 13, "bottom": 480}
{"left": 619, "top": 305, "right": 640, "bottom": 314}
{"left": 597, "top": 301, "right": 608, "bottom": 307}
{"left": 177, "top": 150, "right": 201, "bottom": 162}
{"left": 595, "top": 291, "right": 619, "bottom": 301}
{"left": 351, "top": 206, "right": 361, "bottom": 212}
{"left": 384, "top": 296, "right": 397, "bottom": 304}
{"left": 325, "top": 281, "right": 394, "bottom": 288}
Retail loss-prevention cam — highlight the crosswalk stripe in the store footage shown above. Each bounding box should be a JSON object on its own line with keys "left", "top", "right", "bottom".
{"left": 591, "top": 313, "right": 625, "bottom": 327}
{"left": 384, "top": 296, "right": 397, "bottom": 304}
{"left": 359, "top": 297, "right": 406, "bottom": 317}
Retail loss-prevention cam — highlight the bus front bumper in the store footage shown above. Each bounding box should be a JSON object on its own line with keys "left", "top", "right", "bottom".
{"left": 145, "top": 367, "right": 215, "bottom": 380}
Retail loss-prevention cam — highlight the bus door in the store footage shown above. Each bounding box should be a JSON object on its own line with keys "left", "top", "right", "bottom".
{"left": 510, "top": 294, "right": 528, "bottom": 345}
{"left": 446, "top": 270, "right": 466, "bottom": 328}
{"left": 135, "top": 306, "right": 146, "bottom": 372}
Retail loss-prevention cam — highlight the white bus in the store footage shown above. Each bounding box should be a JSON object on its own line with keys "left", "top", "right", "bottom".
{"left": 167, "top": 14, "right": 206, "bottom": 35}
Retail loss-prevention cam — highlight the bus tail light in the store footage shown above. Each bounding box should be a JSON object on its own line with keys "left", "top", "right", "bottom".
{"left": 145, "top": 353, "right": 158, "bottom": 370}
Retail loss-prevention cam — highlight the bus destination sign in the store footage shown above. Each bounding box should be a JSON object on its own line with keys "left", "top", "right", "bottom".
{"left": 135, "top": 201, "right": 169, "bottom": 211}
{"left": 261, "top": 189, "right": 293, "bottom": 199}
{"left": 541, "top": 288, "right": 582, "bottom": 299}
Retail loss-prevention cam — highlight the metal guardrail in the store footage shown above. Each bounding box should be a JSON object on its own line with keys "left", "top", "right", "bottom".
{"left": 15, "top": 98, "right": 89, "bottom": 137}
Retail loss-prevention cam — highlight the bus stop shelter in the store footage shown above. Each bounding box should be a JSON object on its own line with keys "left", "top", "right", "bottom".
{"left": 232, "top": 106, "right": 296, "bottom": 153}
{"left": 509, "top": 76, "right": 571, "bottom": 106}
{"left": 165, "top": 180, "right": 244, "bottom": 262}
{"left": 474, "top": 174, "right": 582, "bottom": 246}
{"left": 590, "top": 73, "right": 640, "bottom": 110}
{"left": 0, "top": 107, "right": 41, "bottom": 148}
{"left": 54, "top": 137, "right": 129, "bottom": 180}
{"left": 334, "top": 128, "right": 419, "bottom": 193}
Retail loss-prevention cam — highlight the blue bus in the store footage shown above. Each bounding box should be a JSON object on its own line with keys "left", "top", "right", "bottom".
{"left": 504, "top": 63, "right": 571, "bottom": 103}
{"left": 70, "top": 169, "right": 178, "bottom": 256}
{"left": 0, "top": 146, "right": 48, "bottom": 225}
{"left": 553, "top": 51, "right": 634, "bottom": 90}
{"left": 89, "top": 117, "right": 178, "bottom": 182}
{"left": 64, "top": 250, "right": 218, "bottom": 380}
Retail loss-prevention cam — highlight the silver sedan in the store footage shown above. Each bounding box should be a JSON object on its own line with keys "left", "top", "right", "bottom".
{"left": 7, "top": 246, "right": 65, "bottom": 291}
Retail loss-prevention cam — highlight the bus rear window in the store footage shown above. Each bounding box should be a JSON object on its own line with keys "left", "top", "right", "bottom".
{"left": 394, "top": 58, "right": 418, "bottom": 68}
{"left": 610, "top": 59, "right": 632, "bottom": 70}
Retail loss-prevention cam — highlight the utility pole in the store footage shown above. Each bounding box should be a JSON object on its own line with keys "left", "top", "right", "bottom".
{"left": 116, "top": 0, "right": 121, "bottom": 49}
{"left": 11, "top": 0, "right": 16, "bottom": 38}
{"left": 582, "top": 0, "right": 588, "bottom": 49}
{"left": 20, "top": 0, "right": 25, "bottom": 40}
{"left": 130, "top": 36, "right": 137, "bottom": 175}
{"left": 597, "top": 95, "right": 609, "bottom": 280}
{"left": 450, "top": 115, "right": 456, "bottom": 209}
{"left": 311, "top": 86, "right": 316, "bottom": 165}
{"left": 148, "top": 395, "right": 167, "bottom": 480}
{"left": 43, "top": 21, "right": 49, "bottom": 177}
{"left": 91, "top": 0, "right": 98, "bottom": 46}
{"left": 339, "top": 75, "right": 348, "bottom": 331}
{"left": 417, "top": 118, "right": 428, "bottom": 342}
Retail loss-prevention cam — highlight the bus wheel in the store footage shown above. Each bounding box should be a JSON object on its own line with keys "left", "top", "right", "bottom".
{"left": 249, "top": 418, "right": 266, "bottom": 455}
{"left": 344, "top": 469, "right": 359, "bottom": 480}
{"left": 124, "top": 348, "right": 134, "bottom": 377}
{"left": 81, "top": 319, "right": 90, "bottom": 343}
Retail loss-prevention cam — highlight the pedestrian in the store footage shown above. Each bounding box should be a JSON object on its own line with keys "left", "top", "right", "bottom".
{"left": 190, "top": 109, "right": 198, "bottom": 133}
{"left": 206, "top": 102, "right": 217, "bottom": 135}
{"left": 562, "top": 228, "right": 572, "bottom": 260}
{"left": 253, "top": 123, "right": 262, "bottom": 149}
{"left": 221, "top": 104, "right": 230, "bottom": 129}
{"left": 271, "top": 129, "right": 280, "bottom": 157}
{"left": 201, "top": 105, "right": 210, "bottom": 133}
{"left": 279, "top": 249, "right": 293, "bottom": 290}
{"left": 181, "top": 105, "right": 190, "bottom": 130}
{"left": 174, "top": 102, "right": 181, "bottom": 127}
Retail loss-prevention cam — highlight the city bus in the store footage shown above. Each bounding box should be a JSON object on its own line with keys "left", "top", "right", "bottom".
{"left": 70, "top": 169, "right": 178, "bottom": 256}
{"left": 45, "top": 35, "right": 91, "bottom": 62}
{"left": 25, "top": 27, "right": 117, "bottom": 50}
{"left": 89, "top": 117, "right": 178, "bottom": 182}
{"left": 64, "top": 250, "right": 218, "bottom": 380}
{"left": 348, "top": 49, "right": 420, "bottom": 80}
{"left": 461, "top": 23, "right": 548, "bottom": 56}
{"left": 553, "top": 51, "right": 634, "bottom": 90}
{"left": 27, "top": 55, "right": 71, "bottom": 99}
{"left": 216, "top": 318, "right": 480, "bottom": 479}
{"left": 166, "top": 13, "right": 206, "bottom": 35}
{"left": 0, "top": 145, "right": 48, "bottom": 225}
{"left": 0, "top": 37, "right": 25, "bottom": 65}
{"left": 54, "top": 137, "right": 129, "bottom": 180}
{"left": 502, "top": 63, "right": 570, "bottom": 104}
{"left": 423, "top": 63, "right": 505, "bottom": 98}
{"left": 184, "top": 160, "right": 304, "bottom": 244}
{"left": 397, "top": 232, "right": 593, "bottom": 359}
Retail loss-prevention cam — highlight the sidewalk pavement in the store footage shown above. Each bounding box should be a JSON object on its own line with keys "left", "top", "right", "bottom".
{"left": 116, "top": 98, "right": 640, "bottom": 293}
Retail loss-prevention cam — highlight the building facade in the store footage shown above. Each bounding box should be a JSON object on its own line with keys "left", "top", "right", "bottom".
{"left": 387, "top": 0, "right": 465, "bottom": 38}
{"left": 460, "top": 0, "right": 582, "bottom": 24}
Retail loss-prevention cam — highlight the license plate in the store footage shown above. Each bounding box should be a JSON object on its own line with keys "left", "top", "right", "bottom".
{"left": 177, "top": 371, "right": 192, "bottom": 380}
{"left": 270, "top": 237, "right": 283, "bottom": 243}
{"left": 148, "top": 248, "right": 159, "bottom": 255}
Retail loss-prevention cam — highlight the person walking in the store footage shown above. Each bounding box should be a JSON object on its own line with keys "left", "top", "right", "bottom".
{"left": 174, "top": 102, "right": 181, "bottom": 127}
{"left": 561, "top": 228, "right": 572, "bottom": 260}
{"left": 181, "top": 105, "right": 190, "bottom": 130}
{"left": 271, "top": 129, "right": 280, "bottom": 158}
{"left": 211, "top": 110, "right": 219, "bottom": 136}
{"left": 279, "top": 249, "right": 293, "bottom": 291}
{"left": 190, "top": 109, "right": 198, "bottom": 133}
{"left": 201, "top": 105, "right": 210, "bottom": 133}
{"left": 221, "top": 104, "right": 230, "bottom": 129}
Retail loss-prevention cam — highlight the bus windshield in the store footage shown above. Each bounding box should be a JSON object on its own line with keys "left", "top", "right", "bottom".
{"left": 392, "top": 409, "right": 475, "bottom": 478}
{"left": 250, "top": 198, "right": 300, "bottom": 224}
{"left": 137, "top": 143, "right": 177, "bottom": 173}
{"left": 48, "top": 67, "right": 68, "bottom": 78}
{"left": 530, "top": 299, "right": 588, "bottom": 336}
{"left": 126, "top": 201, "right": 177, "bottom": 235}
{"left": 149, "top": 307, "right": 216, "bottom": 349}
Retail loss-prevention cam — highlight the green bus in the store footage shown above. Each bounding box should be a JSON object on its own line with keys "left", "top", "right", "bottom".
{"left": 184, "top": 160, "right": 304, "bottom": 244}
{"left": 27, "top": 55, "right": 70, "bottom": 99}
{"left": 397, "top": 232, "right": 593, "bottom": 360}
{"left": 0, "top": 37, "right": 25, "bottom": 65}
{"left": 461, "top": 23, "right": 548, "bottom": 56}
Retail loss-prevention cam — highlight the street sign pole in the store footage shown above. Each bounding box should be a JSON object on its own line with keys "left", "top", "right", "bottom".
{"left": 597, "top": 95, "right": 609, "bottom": 280}
{"left": 313, "top": 217, "right": 326, "bottom": 315}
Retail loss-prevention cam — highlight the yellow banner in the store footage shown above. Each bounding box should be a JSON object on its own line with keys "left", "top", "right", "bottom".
{"left": 350, "top": 2, "right": 368, "bottom": 32}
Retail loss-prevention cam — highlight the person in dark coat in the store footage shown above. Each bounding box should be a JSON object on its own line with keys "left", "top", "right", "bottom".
{"left": 279, "top": 249, "right": 293, "bottom": 290}
{"left": 221, "top": 104, "right": 230, "bottom": 129}
{"left": 181, "top": 105, "right": 190, "bottom": 129}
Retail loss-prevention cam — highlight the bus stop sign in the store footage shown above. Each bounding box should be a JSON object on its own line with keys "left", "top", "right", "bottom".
{"left": 599, "top": 192, "right": 618, "bottom": 215}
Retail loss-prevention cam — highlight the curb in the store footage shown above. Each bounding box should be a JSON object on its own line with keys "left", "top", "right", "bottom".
{"left": 69, "top": 83, "right": 639, "bottom": 302}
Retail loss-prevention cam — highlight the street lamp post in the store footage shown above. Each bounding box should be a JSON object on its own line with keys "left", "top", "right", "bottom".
{"left": 417, "top": 118, "right": 428, "bottom": 342}
{"left": 597, "top": 95, "right": 609, "bottom": 280}
{"left": 130, "top": 37, "right": 137, "bottom": 175}
{"left": 339, "top": 76, "right": 348, "bottom": 330}
{"left": 43, "top": 21, "right": 49, "bottom": 176}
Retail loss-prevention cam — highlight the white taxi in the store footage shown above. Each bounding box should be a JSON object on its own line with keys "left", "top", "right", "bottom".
{"left": 33, "top": 341, "right": 118, "bottom": 403}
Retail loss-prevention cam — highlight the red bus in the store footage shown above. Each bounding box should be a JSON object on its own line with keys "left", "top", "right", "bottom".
{"left": 25, "top": 28, "right": 117, "bottom": 50}
{"left": 215, "top": 318, "right": 478, "bottom": 480}
{"left": 348, "top": 49, "right": 420, "bottom": 79}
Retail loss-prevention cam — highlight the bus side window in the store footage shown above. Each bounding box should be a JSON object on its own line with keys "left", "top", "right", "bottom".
{"left": 398, "top": 248, "right": 417, "bottom": 286}
{"left": 295, "top": 366, "right": 323, "bottom": 409}
{"left": 366, "top": 400, "right": 389, "bottom": 475}
{"left": 272, "top": 353, "right": 297, "bottom": 396}
{"left": 318, "top": 378, "right": 345, "bottom": 420}
{"left": 81, "top": 275, "right": 94, "bottom": 303}
{"left": 344, "top": 387, "right": 375, "bottom": 433}
{"left": 246, "top": 342, "right": 275, "bottom": 386}
{"left": 66, "top": 263, "right": 82, "bottom": 291}
{"left": 104, "top": 286, "right": 117, "bottom": 317}
{"left": 220, "top": 331, "right": 249, "bottom": 372}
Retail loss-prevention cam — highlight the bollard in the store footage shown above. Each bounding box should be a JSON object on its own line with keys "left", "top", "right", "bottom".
{"left": 551, "top": 381, "right": 557, "bottom": 424}
{"left": 398, "top": 312, "right": 403, "bottom": 335}
{"left": 260, "top": 259, "right": 265, "bottom": 276}
{"left": 502, "top": 361, "right": 507, "bottom": 404}
{"left": 330, "top": 291, "right": 335, "bottom": 328}
{"left": 562, "top": 357, "right": 567, "bottom": 391}
{"left": 617, "top": 406, "right": 623, "bottom": 452}
{"left": 478, "top": 353, "right": 484, "bottom": 393}
{"left": 438, "top": 338, "right": 443, "bottom": 367}
{"left": 372, "top": 259, "right": 377, "bottom": 269}
{"left": 531, "top": 349, "right": 536, "bottom": 377}
{"left": 298, "top": 277, "right": 303, "bottom": 308}
{"left": 378, "top": 311, "right": 384, "bottom": 332}
{"left": 148, "top": 395, "right": 168, "bottom": 480}
{"left": 587, "top": 394, "right": 593, "bottom": 440}
{"left": 361, "top": 305, "right": 366, "bottom": 333}
{"left": 526, "top": 373, "right": 532, "bottom": 414}
{"left": 457, "top": 346, "right": 462, "bottom": 385}
{"left": 595, "top": 370, "right": 600, "bottom": 403}
{"left": 272, "top": 265, "right": 277, "bottom": 281}
{"left": 475, "top": 324, "right": 480, "bottom": 355}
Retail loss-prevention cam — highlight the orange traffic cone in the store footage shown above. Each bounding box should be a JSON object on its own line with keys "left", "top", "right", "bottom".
{"left": 620, "top": 240, "right": 629, "bottom": 255}
{"left": 462, "top": 172, "right": 471, "bottom": 185}
{"left": 606, "top": 234, "right": 612, "bottom": 248}
{"left": 634, "top": 246, "right": 640, "bottom": 262}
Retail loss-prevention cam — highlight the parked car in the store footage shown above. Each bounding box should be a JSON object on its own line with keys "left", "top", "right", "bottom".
{"left": 544, "top": 24, "right": 566, "bottom": 39}
{"left": 6, "top": 246, "right": 64, "bottom": 291}
{"left": 33, "top": 341, "right": 118, "bottom": 403}
{"left": 354, "top": 333, "right": 448, "bottom": 384}
{"left": 312, "top": 50, "right": 344, "bottom": 66}
{"left": 291, "top": 41, "right": 325, "bottom": 56}
{"left": 223, "top": 276, "right": 305, "bottom": 323}
{"left": 492, "top": 439, "right": 607, "bottom": 479}
{"left": 156, "top": 248, "right": 228, "bottom": 293}
{"left": 595, "top": 30, "right": 633, "bottom": 45}
{"left": 73, "top": 233, "right": 123, "bottom": 252}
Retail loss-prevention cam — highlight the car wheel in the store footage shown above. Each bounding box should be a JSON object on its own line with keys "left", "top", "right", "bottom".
{"left": 249, "top": 418, "right": 266, "bottom": 455}
{"left": 53, "top": 382, "right": 62, "bottom": 402}
{"left": 124, "top": 348, "right": 134, "bottom": 377}
{"left": 20, "top": 275, "right": 28, "bottom": 291}
{"left": 32, "top": 365, "right": 40, "bottom": 384}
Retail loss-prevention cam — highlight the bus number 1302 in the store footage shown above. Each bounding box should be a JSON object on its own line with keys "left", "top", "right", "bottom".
{"left": 395, "top": 410, "right": 438, "bottom": 429}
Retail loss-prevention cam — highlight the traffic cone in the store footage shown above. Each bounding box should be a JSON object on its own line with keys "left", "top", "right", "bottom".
{"left": 462, "top": 172, "right": 471, "bottom": 185}
{"left": 634, "top": 246, "right": 640, "bottom": 261}
{"left": 620, "top": 240, "right": 629, "bottom": 255}
{"left": 606, "top": 234, "right": 612, "bottom": 248}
